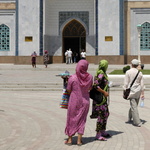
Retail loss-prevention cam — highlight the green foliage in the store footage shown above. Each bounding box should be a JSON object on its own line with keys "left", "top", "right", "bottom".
{"left": 109, "top": 70, "right": 124, "bottom": 74}
{"left": 123, "top": 65, "right": 130, "bottom": 73}
{"left": 140, "top": 70, "right": 150, "bottom": 74}
{"left": 109, "top": 69, "right": 150, "bottom": 75}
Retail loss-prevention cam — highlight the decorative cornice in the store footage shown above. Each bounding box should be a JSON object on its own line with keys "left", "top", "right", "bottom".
{"left": 125, "top": 1, "right": 150, "bottom": 9}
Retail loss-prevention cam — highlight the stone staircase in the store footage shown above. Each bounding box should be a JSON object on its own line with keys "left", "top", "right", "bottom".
{"left": 0, "top": 81, "right": 149, "bottom": 91}
{"left": 0, "top": 63, "right": 150, "bottom": 91}
{"left": 0, "top": 82, "right": 63, "bottom": 91}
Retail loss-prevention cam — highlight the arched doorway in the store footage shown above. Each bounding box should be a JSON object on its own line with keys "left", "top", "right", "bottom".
{"left": 63, "top": 19, "right": 86, "bottom": 63}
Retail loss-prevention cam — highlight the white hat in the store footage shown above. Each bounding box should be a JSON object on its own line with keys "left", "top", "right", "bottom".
{"left": 131, "top": 59, "right": 139, "bottom": 65}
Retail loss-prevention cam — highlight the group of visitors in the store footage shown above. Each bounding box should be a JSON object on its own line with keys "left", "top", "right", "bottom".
{"left": 31, "top": 50, "right": 49, "bottom": 68}
{"left": 31, "top": 48, "right": 87, "bottom": 67}
{"left": 64, "top": 58, "right": 144, "bottom": 146}
{"left": 65, "top": 49, "right": 86, "bottom": 64}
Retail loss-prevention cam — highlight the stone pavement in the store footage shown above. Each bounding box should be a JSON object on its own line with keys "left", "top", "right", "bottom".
{"left": 0, "top": 63, "right": 150, "bottom": 150}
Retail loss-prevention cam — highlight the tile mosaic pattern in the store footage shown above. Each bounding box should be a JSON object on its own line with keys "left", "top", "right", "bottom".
{"left": 59, "top": 11, "right": 89, "bottom": 34}
{"left": 0, "top": 24, "right": 10, "bottom": 51}
{"left": 141, "top": 22, "right": 150, "bottom": 51}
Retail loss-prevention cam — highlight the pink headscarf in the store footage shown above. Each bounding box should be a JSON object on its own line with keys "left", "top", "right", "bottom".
{"left": 44, "top": 50, "right": 48, "bottom": 54}
{"left": 76, "top": 60, "right": 92, "bottom": 87}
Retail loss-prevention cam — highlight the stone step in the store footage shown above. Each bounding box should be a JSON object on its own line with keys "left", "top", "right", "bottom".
{"left": 0, "top": 84, "right": 62, "bottom": 88}
{"left": 0, "top": 85, "right": 63, "bottom": 88}
{"left": 0, "top": 82, "right": 62, "bottom": 85}
{"left": 0, "top": 88, "right": 63, "bottom": 91}
{"left": 0, "top": 81, "right": 149, "bottom": 91}
{"left": 0, "top": 88, "right": 149, "bottom": 91}
{"left": 0, "top": 86, "right": 149, "bottom": 91}
{"left": 110, "top": 87, "right": 150, "bottom": 91}
{"left": 0, "top": 82, "right": 63, "bottom": 91}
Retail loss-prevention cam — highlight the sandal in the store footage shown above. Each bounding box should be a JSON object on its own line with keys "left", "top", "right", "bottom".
{"left": 77, "top": 143, "right": 83, "bottom": 146}
{"left": 64, "top": 139, "right": 72, "bottom": 146}
{"left": 96, "top": 136, "right": 107, "bottom": 141}
{"left": 77, "top": 141, "right": 83, "bottom": 146}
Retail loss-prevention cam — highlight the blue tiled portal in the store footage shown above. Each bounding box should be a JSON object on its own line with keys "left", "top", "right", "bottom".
{"left": 59, "top": 11, "right": 89, "bottom": 34}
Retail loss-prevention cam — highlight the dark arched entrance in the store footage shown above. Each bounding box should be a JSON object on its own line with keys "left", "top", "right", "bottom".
{"left": 63, "top": 19, "right": 86, "bottom": 62}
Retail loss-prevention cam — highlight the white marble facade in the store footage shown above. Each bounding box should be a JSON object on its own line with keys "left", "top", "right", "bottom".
{"left": 0, "top": 0, "right": 150, "bottom": 59}
{"left": 18, "top": 0, "right": 40, "bottom": 56}
{"left": 98, "top": 0, "right": 120, "bottom": 55}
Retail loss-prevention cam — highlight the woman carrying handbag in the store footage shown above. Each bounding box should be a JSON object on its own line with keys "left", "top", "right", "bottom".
{"left": 90, "top": 60, "right": 111, "bottom": 141}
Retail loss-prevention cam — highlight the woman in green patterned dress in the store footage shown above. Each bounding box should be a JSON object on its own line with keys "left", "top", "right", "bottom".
{"left": 90, "top": 60, "right": 111, "bottom": 141}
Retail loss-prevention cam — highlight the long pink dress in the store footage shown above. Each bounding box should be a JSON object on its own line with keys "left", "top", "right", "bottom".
{"left": 65, "top": 60, "right": 93, "bottom": 136}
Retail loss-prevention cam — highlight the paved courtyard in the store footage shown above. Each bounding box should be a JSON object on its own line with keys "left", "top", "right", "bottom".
{"left": 0, "top": 63, "right": 150, "bottom": 150}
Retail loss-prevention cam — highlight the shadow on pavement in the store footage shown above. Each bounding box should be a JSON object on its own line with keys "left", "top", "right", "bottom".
{"left": 64, "top": 130, "right": 124, "bottom": 145}
{"left": 107, "top": 130, "right": 124, "bottom": 137}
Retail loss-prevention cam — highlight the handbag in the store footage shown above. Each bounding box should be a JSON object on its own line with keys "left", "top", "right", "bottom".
{"left": 123, "top": 88, "right": 131, "bottom": 99}
{"left": 123, "top": 71, "right": 140, "bottom": 100}
{"left": 90, "top": 87, "right": 103, "bottom": 104}
{"left": 60, "top": 89, "right": 70, "bottom": 109}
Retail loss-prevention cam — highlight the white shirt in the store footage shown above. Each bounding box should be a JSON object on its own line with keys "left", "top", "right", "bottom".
{"left": 123, "top": 68, "right": 144, "bottom": 99}
{"left": 67, "top": 50, "right": 72, "bottom": 57}
{"left": 81, "top": 52, "right": 86, "bottom": 58}
{"left": 65, "top": 51, "right": 68, "bottom": 56}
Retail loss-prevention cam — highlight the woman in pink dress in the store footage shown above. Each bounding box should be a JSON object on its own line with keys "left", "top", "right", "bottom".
{"left": 65, "top": 60, "right": 93, "bottom": 146}
{"left": 31, "top": 51, "right": 37, "bottom": 68}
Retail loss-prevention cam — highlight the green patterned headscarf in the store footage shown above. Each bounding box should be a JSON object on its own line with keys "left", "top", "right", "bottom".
{"left": 96, "top": 60, "right": 108, "bottom": 81}
{"left": 95, "top": 60, "right": 109, "bottom": 105}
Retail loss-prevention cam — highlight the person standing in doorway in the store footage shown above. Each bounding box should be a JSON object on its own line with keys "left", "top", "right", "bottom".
{"left": 80, "top": 49, "right": 86, "bottom": 60}
{"left": 123, "top": 59, "right": 145, "bottom": 127}
{"left": 31, "top": 51, "right": 37, "bottom": 68}
{"left": 67, "top": 48, "right": 72, "bottom": 64}
{"left": 74, "top": 52, "right": 78, "bottom": 63}
{"left": 65, "top": 50, "right": 68, "bottom": 64}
